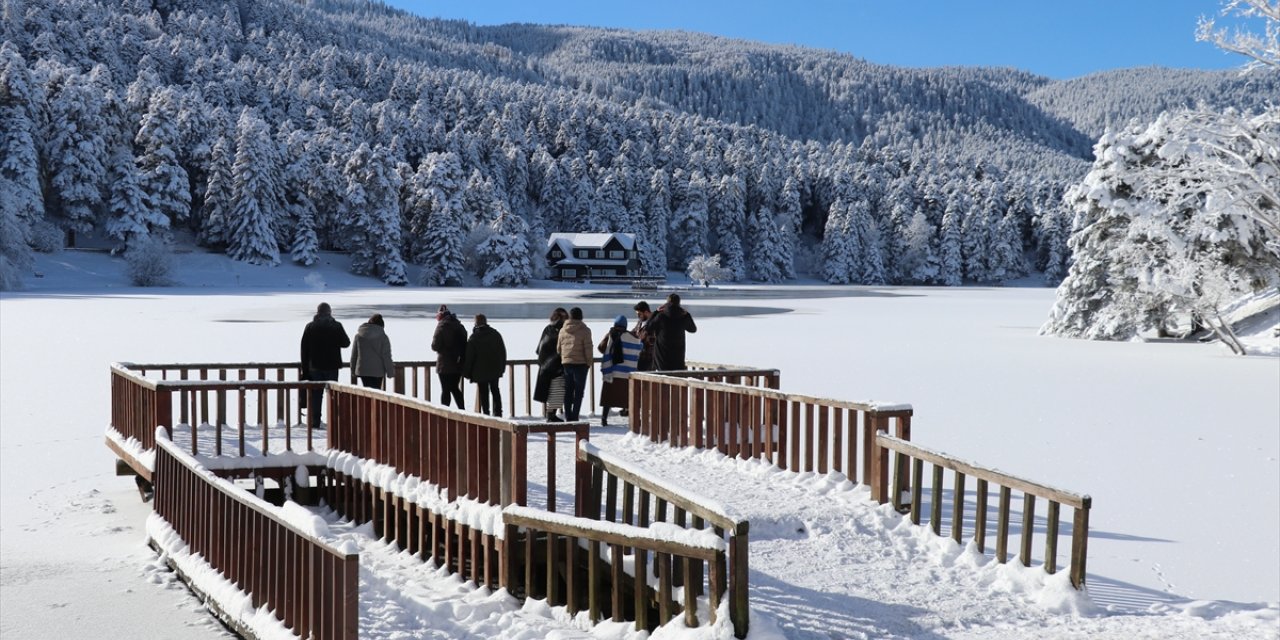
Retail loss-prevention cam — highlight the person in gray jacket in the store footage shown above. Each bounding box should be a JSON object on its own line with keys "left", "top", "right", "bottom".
{"left": 351, "top": 313, "right": 395, "bottom": 389}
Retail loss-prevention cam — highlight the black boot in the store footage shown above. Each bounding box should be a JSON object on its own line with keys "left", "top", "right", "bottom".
{"left": 546, "top": 410, "right": 563, "bottom": 423}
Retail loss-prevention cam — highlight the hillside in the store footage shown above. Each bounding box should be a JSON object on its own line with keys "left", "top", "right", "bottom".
{"left": 1, "top": 0, "right": 1273, "bottom": 292}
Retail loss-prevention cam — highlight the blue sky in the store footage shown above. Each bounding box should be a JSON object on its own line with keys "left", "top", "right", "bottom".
{"left": 386, "top": 1, "right": 1251, "bottom": 79}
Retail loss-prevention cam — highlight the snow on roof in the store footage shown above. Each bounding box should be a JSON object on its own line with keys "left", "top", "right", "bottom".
{"left": 548, "top": 232, "right": 636, "bottom": 251}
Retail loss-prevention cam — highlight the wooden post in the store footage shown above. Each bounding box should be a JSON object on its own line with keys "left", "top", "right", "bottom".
{"left": 729, "top": 521, "right": 750, "bottom": 639}
{"left": 1070, "top": 498, "right": 1091, "bottom": 589}
{"left": 1020, "top": 494, "right": 1036, "bottom": 567}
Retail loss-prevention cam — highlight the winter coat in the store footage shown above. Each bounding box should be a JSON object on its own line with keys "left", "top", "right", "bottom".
{"left": 533, "top": 321, "right": 565, "bottom": 403}
{"left": 301, "top": 312, "right": 351, "bottom": 373}
{"left": 431, "top": 313, "right": 468, "bottom": 375}
{"left": 350, "top": 323, "right": 394, "bottom": 379}
{"left": 557, "top": 318, "right": 594, "bottom": 365}
{"left": 599, "top": 327, "right": 641, "bottom": 383}
{"left": 649, "top": 304, "right": 697, "bottom": 370}
{"left": 463, "top": 324, "right": 507, "bottom": 382}
{"left": 633, "top": 318, "right": 655, "bottom": 371}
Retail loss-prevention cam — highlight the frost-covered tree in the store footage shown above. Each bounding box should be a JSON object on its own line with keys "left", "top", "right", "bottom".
{"left": 0, "top": 43, "right": 40, "bottom": 288}
{"left": 1197, "top": 0, "right": 1280, "bottom": 72}
{"left": 280, "top": 125, "right": 319, "bottom": 266}
{"left": 226, "top": 108, "right": 281, "bottom": 266}
{"left": 106, "top": 148, "right": 166, "bottom": 250}
{"left": 44, "top": 67, "right": 107, "bottom": 240}
{"left": 135, "top": 87, "right": 190, "bottom": 225}
{"left": 199, "top": 127, "right": 234, "bottom": 248}
{"left": 670, "top": 170, "right": 709, "bottom": 268}
{"left": 342, "top": 143, "right": 406, "bottom": 284}
{"left": 711, "top": 174, "right": 746, "bottom": 279}
{"left": 475, "top": 205, "right": 532, "bottom": 286}
{"left": 1043, "top": 110, "right": 1280, "bottom": 344}
{"left": 938, "top": 202, "right": 963, "bottom": 286}
{"left": 415, "top": 151, "right": 468, "bottom": 286}
{"left": 900, "top": 211, "right": 940, "bottom": 284}
{"left": 821, "top": 197, "right": 856, "bottom": 284}
{"left": 641, "top": 168, "right": 670, "bottom": 275}
{"left": 687, "top": 254, "right": 731, "bottom": 287}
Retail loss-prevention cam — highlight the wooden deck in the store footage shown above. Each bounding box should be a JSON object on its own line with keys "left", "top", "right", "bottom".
{"left": 109, "top": 358, "right": 1092, "bottom": 640}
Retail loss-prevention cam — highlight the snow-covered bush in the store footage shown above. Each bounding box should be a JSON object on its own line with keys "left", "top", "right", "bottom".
{"left": 687, "top": 254, "right": 731, "bottom": 287}
{"left": 124, "top": 235, "right": 175, "bottom": 287}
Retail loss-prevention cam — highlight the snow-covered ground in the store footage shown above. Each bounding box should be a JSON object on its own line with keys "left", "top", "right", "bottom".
{"left": 1, "top": 250, "right": 1277, "bottom": 639}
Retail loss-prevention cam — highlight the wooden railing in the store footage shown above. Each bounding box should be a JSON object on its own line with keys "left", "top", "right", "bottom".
{"left": 503, "top": 507, "right": 729, "bottom": 635}
{"left": 116, "top": 357, "right": 599, "bottom": 424}
{"left": 576, "top": 441, "right": 749, "bottom": 638}
{"left": 111, "top": 363, "right": 327, "bottom": 459}
{"left": 326, "top": 382, "right": 590, "bottom": 511}
{"left": 153, "top": 432, "right": 358, "bottom": 640}
{"left": 874, "top": 433, "right": 1092, "bottom": 588}
{"left": 628, "top": 372, "right": 912, "bottom": 485}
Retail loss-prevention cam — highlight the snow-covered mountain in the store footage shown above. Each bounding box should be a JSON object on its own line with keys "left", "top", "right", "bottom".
{"left": 1, "top": 0, "right": 1273, "bottom": 290}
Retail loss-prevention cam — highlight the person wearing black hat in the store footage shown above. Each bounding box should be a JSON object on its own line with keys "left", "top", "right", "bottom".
{"left": 648, "top": 293, "right": 697, "bottom": 370}
{"left": 300, "top": 302, "right": 350, "bottom": 429}
{"left": 632, "top": 300, "right": 655, "bottom": 372}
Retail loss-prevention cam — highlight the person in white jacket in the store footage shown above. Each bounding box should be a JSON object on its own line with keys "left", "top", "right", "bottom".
{"left": 350, "top": 314, "right": 395, "bottom": 389}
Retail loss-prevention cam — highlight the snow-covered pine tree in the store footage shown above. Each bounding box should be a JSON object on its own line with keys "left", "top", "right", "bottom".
{"left": 341, "top": 143, "right": 406, "bottom": 284}
{"left": 476, "top": 203, "right": 532, "bottom": 287}
{"left": 0, "top": 43, "right": 40, "bottom": 288}
{"left": 777, "top": 177, "right": 802, "bottom": 278}
{"left": 417, "top": 151, "right": 467, "bottom": 286}
{"left": 939, "top": 201, "right": 963, "bottom": 286}
{"left": 44, "top": 67, "right": 107, "bottom": 241}
{"left": 280, "top": 125, "right": 319, "bottom": 266}
{"left": 198, "top": 109, "right": 234, "bottom": 248}
{"left": 226, "top": 108, "right": 281, "bottom": 266}
{"left": 849, "top": 197, "right": 886, "bottom": 284}
{"left": 821, "top": 197, "right": 855, "bottom": 284}
{"left": 711, "top": 173, "right": 746, "bottom": 280}
{"left": 641, "top": 168, "right": 670, "bottom": 276}
{"left": 135, "top": 87, "right": 191, "bottom": 226}
{"left": 669, "top": 170, "right": 709, "bottom": 269}
{"left": 106, "top": 148, "right": 166, "bottom": 251}
{"left": 596, "top": 171, "right": 628, "bottom": 233}
{"left": 901, "top": 211, "right": 940, "bottom": 284}
{"left": 747, "top": 203, "right": 789, "bottom": 283}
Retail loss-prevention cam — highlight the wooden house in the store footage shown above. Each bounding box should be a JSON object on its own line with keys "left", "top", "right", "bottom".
{"left": 546, "top": 233, "right": 640, "bottom": 280}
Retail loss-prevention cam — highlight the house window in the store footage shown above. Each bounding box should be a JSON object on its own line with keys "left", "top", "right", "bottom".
{"left": 560, "top": 268, "right": 577, "bottom": 278}
{"left": 608, "top": 250, "right": 623, "bottom": 259}
{"left": 591, "top": 268, "right": 611, "bottom": 277}
{"left": 594, "top": 250, "right": 604, "bottom": 259}
{"left": 628, "top": 250, "right": 637, "bottom": 259}
{"left": 551, "top": 249, "right": 563, "bottom": 259}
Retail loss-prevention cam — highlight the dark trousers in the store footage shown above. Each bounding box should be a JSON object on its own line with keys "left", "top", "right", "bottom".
{"left": 562, "top": 364, "right": 589, "bottom": 421}
{"left": 475, "top": 379, "right": 502, "bottom": 416}
{"left": 308, "top": 368, "right": 339, "bottom": 429}
{"left": 359, "top": 376, "right": 384, "bottom": 390}
{"left": 438, "top": 372, "right": 465, "bottom": 409}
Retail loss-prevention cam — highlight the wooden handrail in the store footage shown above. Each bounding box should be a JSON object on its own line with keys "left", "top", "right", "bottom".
{"left": 153, "top": 431, "right": 358, "bottom": 640}
{"left": 876, "top": 434, "right": 1090, "bottom": 508}
{"left": 502, "top": 506, "right": 732, "bottom": 634}
{"left": 629, "top": 372, "right": 909, "bottom": 414}
{"left": 874, "top": 433, "right": 1092, "bottom": 589}
{"left": 577, "top": 441, "right": 740, "bottom": 531}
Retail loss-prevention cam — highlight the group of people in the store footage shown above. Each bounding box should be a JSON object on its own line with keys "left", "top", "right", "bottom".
{"left": 297, "top": 293, "right": 697, "bottom": 428}
{"left": 534, "top": 293, "right": 697, "bottom": 425}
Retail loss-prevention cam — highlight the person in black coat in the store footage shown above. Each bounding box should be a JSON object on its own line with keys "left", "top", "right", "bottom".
{"left": 533, "top": 308, "right": 568, "bottom": 421}
{"left": 649, "top": 293, "right": 697, "bottom": 371}
{"left": 431, "top": 305, "right": 467, "bottom": 409}
{"left": 463, "top": 314, "right": 507, "bottom": 416}
{"left": 300, "top": 302, "right": 350, "bottom": 429}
